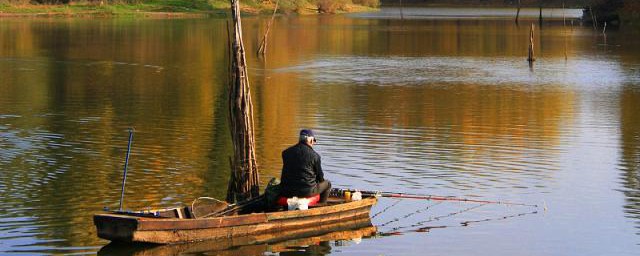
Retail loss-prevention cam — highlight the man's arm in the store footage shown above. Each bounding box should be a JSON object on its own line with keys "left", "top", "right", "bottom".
{"left": 314, "top": 154, "right": 324, "bottom": 182}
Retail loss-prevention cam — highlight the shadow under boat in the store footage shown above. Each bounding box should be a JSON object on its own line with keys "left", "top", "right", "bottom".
{"left": 98, "top": 217, "right": 376, "bottom": 255}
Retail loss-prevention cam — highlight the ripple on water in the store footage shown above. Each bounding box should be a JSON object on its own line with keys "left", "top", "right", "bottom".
{"left": 318, "top": 125, "right": 558, "bottom": 195}
{"left": 277, "top": 56, "right": 635, "bottom": 89}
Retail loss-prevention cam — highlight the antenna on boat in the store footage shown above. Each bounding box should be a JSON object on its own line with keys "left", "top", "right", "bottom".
{"left": 119, "top": 128, "right": 134, "bottom": 211}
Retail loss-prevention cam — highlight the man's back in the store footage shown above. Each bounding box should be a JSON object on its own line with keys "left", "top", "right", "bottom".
{"left": 280, "top": 142, "right": 323, "bottom": 197}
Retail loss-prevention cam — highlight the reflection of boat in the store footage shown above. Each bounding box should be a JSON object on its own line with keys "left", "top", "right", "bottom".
{"left": 94, "top": 196, "right": 376, "bottom": 244}
{"left": 98, "top": 217, "right": 376, "bottom": 255}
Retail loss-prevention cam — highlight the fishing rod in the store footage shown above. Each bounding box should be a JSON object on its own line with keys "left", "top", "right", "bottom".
{"left": 331, "top": 188, "right": 538, "bottom": 208}
{"left": 119, "top": 128, "right": 134, "bottom": 211}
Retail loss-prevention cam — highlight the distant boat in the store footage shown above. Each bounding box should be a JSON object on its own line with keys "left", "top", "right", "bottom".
{"left": 93, "top": 196, "right": 377, "bottom": 244}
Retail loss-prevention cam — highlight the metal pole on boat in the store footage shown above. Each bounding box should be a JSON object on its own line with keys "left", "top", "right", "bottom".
{"left": 119, "top": 128, "right": 134, "bottom": 211}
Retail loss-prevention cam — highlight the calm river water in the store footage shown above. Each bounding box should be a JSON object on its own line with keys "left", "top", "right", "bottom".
{"left": 1, "top": 7, "right": 639, "bottom": 255}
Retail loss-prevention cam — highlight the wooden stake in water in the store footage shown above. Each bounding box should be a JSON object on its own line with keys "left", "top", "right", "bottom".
{"left": 589, "top": 6, "right": 598, "bottom": 30}
{"left": 562, "top": 1, "right": 566, "bottom": 27}
{"left": 515, "top": 0, "right": 521, "bottom": 24}
{"left": 528, "top": 24, "right": 536, "bottom": 63}
{"left": 257, "top": 0, "right": 279, "bottom": 57}
{"left": 563, "top": 1, "right": 567, "bottom": 61}
{"left": 538, "top": 1, "right": 543, "bottom": 26}
{"left": 603, "top": 22, "right": 608, "bottom": 47}
{"left": 119, "top": 128, "right": 134, "bottom": 211}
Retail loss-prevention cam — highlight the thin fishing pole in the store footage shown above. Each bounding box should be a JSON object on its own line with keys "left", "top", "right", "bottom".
{"left": 381, "top": 192, "right": 537, "bottom": 207}
{"left": 333, "top": 188, "right": 538, "bottom": 208}
{"left": 119, "top": 128, "right": 134, "bottom": 211}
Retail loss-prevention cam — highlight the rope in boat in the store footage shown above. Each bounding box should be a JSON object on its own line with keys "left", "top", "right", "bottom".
{"left": 191, "top": 197, "right": 228, "bottom": 218}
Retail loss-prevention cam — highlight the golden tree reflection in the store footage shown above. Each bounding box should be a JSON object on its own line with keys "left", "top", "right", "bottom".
{"left": 0, "top": 15, "right": 609, "bottom": 251}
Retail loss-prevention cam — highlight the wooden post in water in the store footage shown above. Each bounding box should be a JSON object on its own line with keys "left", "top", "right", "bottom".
{"left": 593, "top": 10, "right": 599, "bottom": 30}
{"left": 227, "top": 0, "right": 260, "bottom": 203}
{"left": 528, "top": 23, "right": 536, "bottom": 63}
{"left": 257, "top": 0, "right": 279, "bottom": 57}
{"left": 562, "top": 1, "right": 566, "bottom": 27}
{"left": 589, "top": 6, "right": 597, "bottom": 30}
{"left": 563, "top": 1, "right": 567, "bottom": 61}
{"left": 538, "top": 1, "right": 543, "bottom": 26}
{"left": 515, "top": 0, "right": 521, "bottom": 24}
{"left": 602, "top": 21, "right": 607, "bottom": 46}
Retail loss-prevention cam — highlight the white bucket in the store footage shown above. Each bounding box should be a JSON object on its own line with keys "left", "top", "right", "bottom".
{"left": 287, "top": 197, "right": 299, "bottom": 210}
{"left": 286, "top": 197, "right": 310, "bottom": 210}
{"left": 297, "top": 198, "right": 310, "bottom": 210}
{"left": 351, "top": 191, "right": 362, "bottom": 201}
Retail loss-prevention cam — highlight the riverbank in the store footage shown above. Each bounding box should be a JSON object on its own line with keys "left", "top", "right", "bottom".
{"left": 0, "top": 0, "right": 377, "bottom": 17}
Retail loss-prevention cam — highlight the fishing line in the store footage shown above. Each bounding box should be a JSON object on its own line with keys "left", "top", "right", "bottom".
{"left": 371, "top": 198, "right": 402, "bottom": 219}
{"left": 382, "top": 203, "right": 485, "bottom": 232}
{"left": 460, "top": 210, "right": 539, "bottom": 227}
{"left": 378, "top": 205, "right": 538, "bottom": 235}
{"left": 378, "top": 201, "right": 444, "bottom": 228}
{"left": 405, "top": 209, "right": 539, "bottom": 234}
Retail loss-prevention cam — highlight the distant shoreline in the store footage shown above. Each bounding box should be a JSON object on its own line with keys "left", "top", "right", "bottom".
{"left": 361, "top": 6, "right": 584, "bottom": 20}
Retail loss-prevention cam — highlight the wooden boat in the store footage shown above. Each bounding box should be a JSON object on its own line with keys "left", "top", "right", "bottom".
{"left": 97, "top": 217, "right": 376, "bottom": 255}
{"left": 94, "top": 195, "right": 377, "bottom": 244}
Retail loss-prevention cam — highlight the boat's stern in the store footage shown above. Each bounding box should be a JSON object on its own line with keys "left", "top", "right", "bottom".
{"left": 93, "top": 213, "right": 139, "bottom": 243}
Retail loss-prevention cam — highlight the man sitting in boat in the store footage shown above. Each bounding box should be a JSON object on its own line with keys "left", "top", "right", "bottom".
{"left": 279, "top": 129, "right": 332, "bottom": 204}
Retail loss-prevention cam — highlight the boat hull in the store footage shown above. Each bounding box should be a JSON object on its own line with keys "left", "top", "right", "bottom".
{"left": 97, "top": 218, "right": 376, "bottom": 255}
{"left": 94, "top": 197, "right": 376, "bottom": 244}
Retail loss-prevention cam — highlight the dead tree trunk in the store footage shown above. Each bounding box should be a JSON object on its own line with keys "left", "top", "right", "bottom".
{"left": 227, "top": 0, "right": 260, "bottom": 203}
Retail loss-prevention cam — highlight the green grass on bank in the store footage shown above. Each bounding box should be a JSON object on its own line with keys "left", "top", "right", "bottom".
{"left": 0, "top": 0, "right": 221, "bottom": 16}
{"left": 0, "top": 0, "right": 378, "bottom": 17}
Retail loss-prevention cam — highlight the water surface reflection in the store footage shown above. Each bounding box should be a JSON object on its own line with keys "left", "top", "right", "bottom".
{"left": 0, "top": 7, "right": 640, "bottom": 255}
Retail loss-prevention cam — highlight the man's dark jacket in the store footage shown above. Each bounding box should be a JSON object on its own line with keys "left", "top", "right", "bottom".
{"left": 280, "top": 142, "right": 324, "bottom": 197}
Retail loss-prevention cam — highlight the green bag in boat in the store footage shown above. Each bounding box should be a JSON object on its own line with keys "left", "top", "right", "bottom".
{"left": 264, "top": 177, "right": 281, "bottom": 208}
